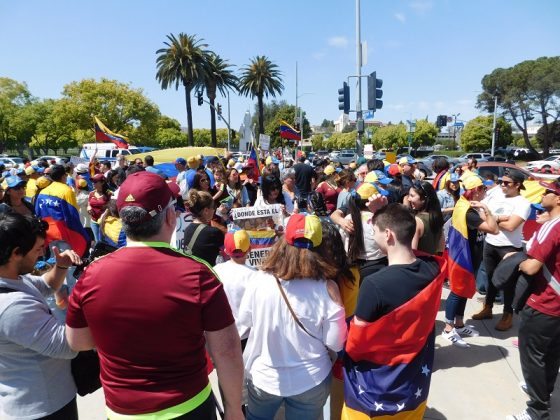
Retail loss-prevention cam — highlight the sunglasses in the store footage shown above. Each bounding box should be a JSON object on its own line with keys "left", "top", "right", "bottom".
{"left": 201, "top": 178, "right": 209, "bottom": 183}
{"left": 501, "top": 180, "right": 514, "bottom": 186}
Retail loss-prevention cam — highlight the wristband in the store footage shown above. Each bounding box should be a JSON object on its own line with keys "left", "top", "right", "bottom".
{"left": 56, "top": 265, "right": 70, "bottom": 270}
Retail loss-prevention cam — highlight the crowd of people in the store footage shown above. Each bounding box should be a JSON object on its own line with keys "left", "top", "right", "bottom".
{"left": 0, "top": 150, "right": 558, "bottom": 420}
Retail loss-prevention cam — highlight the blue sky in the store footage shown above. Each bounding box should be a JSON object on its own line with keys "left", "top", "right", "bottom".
{"left": 1, "top": 0, "right": 559, "bottom": 133}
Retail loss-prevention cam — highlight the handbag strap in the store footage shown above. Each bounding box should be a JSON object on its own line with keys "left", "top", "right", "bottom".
{"left": 274, "top": 275, "right": 320, "bottom": 341}
{"left": 185, "top": 223, "right": 205, "bottom": 255}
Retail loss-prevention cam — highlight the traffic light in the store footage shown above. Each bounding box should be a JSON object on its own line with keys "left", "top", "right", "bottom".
{"left": 367, "top": 71, "right": 383, "bottom": 111}
{"left": 197, "top": 91, "right": 203, "bottom": 106}
{"left": 217, "top": 103, "right": 222, "bottom": 115}
{"left": 338, "top": 82, "right": 350, "bottom": 114}
{"left": 436, "top": 115, "right": 448, "bottom": 127}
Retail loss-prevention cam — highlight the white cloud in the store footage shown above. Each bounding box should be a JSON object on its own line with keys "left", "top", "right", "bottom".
{"left": 394, "top": 13, "right": 406, "bottom": 23}
{"left": 409, "top": 1, "right": 434, "bottom": 13}
{"left": 434, "top": 101, "right": 445, "bottom": 110}
{"left": 328, "top": 36, "right": 349, "bottom": 48}
{"left": 456, "top": 99, "right": 473, "bottom": 106}
{"left": 418, "top": 101, "right": 430, "bottom": 111}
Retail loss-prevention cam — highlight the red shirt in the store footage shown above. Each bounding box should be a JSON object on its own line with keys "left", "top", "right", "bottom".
{"left": 316, "top": 181, "right": 341, "bottom": 214}
{"left": 66, "top": 244, "right": 234, "bottom": 415}
{"left": 526, "top": 217, "right": 560, "bottom": 317}
{"left": 88, "top": 191, "right": 110, "bottom": 222}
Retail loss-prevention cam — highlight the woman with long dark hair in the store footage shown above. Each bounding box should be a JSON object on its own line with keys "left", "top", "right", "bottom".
{"left": 407, "top": 180, "right": 444, "bottom": 254}
{"left": 88, "top": 173, "right": 112, "bottom": 243}
{"left": 238, "top": 214, "right": 346, "bottom": 420}
{"left": 192, "top": 171, "right": 215, "bottom": 195}
{"left": 225, "top": 168, "right": 249, "bottom": 208}
{"left": 255, "top": 175, "right": 294, "bottom": 216}
{"left": 339, "top": 183, "right": 387, "bottom": 278}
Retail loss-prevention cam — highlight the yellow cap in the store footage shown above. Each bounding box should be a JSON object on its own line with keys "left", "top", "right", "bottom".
{"left": 357, "top": 182, "right": 378, "bottom": 200}
{"left": 324, "top": 165, "right": 336, "bottom": 176}
{"left": 364, "top": 172, "right": 379, "bottom": 183}
{"left": 462, "top": 175, "right": 483, "bottom": 190}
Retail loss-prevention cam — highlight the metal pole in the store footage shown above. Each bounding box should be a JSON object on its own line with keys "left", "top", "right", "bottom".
{"left": 355, "top": 0, "right": 363, "bottom": 153}
{"left": 295, "top": 61, "right": 298, "bottom": 157}
{"left": 227, "top": 91, "right": 231, "bottom": 151}
{"left": 490, "top": 95, "right": 498, "bottom": 157}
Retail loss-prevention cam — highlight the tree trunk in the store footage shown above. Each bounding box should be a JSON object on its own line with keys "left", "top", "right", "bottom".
{"left": 184, "top": 84, "right": 194, "bottom": 147}
{"left": 258, "top": 94, "right": 264, "bottom": 136}
{"left": 539, "top": 101, "right": 551, "bottom": 158}
{"left": 507, "top": 105, "right": 540, "bottom": 157}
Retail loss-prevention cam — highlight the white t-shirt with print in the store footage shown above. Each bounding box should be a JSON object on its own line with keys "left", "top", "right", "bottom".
{"left": 484, "top": 194, "right": 531, "bottom": 248}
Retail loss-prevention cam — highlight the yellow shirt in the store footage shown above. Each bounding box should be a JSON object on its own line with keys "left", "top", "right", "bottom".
{"left": 25, "top": 178, "right": 37, "bottom": 199}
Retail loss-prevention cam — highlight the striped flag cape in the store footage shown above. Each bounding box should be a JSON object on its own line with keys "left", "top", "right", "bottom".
{"left": 447, "top": 196, "right": 476, "bottom": 299}
{"left": 94, "top": 116, "right": 129, "bottom": 149}
{"left": 35, "top": 181, "right": 90, "bottom": 257}
{"left": 246, "top": 145, "right": 261, "bottom": 183}
{"left": 279, "top": 120, "right": 301, "bottom": 141}
{"left": 100, "top": 216, "right": 127, "bottom": 248}
{"left": 343, "top": 255, "right": 446, "bottom": 419}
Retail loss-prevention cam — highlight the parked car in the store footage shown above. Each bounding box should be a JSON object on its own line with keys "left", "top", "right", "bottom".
{"left": 36, "top": 155, "right": 66, "bottom": 164}
{"left": 332, "top": 151, "right": 357, "bottom": 165}
{"left": 0, "top": 156, "right": 24, "bottom": 168}
{"left": 524, "top": 155, "right": 560, "bottom": 172}
{"left": 450, "top": 161, "right": 533, "bottom": 181}
{"left": 420, "top": 154, "right": 460, "bottom": 170}
{"left": 457, "top": 152, "right": 492, "bottom": 164}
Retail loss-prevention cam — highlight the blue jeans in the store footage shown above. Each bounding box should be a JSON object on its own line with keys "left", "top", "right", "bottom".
{"left": 246, "top": 373, "right": 331, "bottom": 420}
{"left": 90, "top": 221, "right": 100, "bottom": 243}
{"left": 475, "top": 263, "right": 488, "bottom": 294}
{"left": 445, "top": 291, "right": 467, "bottom": 325}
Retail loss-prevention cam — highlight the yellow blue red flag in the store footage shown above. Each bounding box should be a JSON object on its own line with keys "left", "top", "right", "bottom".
{"left": 279, "top": 120, "right": 301, "bottom": 141}
{"left": 35, "top": 181, "right": 90, "bottom": 257}
{"left": 342, "top": 255, "right": 446, "bottom": 419}
{"left": 94, "top": 117, "right": 129, "bottom": 149}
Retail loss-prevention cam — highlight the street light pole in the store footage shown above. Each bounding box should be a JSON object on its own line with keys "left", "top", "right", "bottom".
{"left": 227, "top": 91, "right": 231, "bottom": 151}
{"left": 452, "top": 113, "right": 461, "bottom": 150}
{"left": 355, "top": 0, "right": 363, "bottom": 153}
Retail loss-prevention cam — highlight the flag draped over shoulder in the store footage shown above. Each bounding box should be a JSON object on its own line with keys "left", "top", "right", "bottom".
{"left": 279, "top": 120, "right": 301, "bottom": 141}
{"left": 521, "top": 179, "right": 547, "bottom": 239}
{"left": 447, "top": 196, "right": 476, "bottom": 299}
{"left": 343, "top": 255, "right": 446, "bottom": 419}
{"left": 35, "top": 182, "right": 90, "bottom": 257}
{"left": 94, "top": 117, "right": 129, "bottom": 149}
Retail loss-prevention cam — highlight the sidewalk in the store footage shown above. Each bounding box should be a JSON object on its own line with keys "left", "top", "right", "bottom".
{"left": 77, "top": 288, "right": 559, "bottom": 419}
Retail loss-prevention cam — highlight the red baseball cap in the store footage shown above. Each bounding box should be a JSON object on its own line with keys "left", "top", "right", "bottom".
{"left": 92, "top": 173, "right": 105, "bottom": 183}
{"left": 539, "top": 180, "right": 560, "bottom": 195}
{"left": 117, "top": 172, "right": 174, "bottom": 219}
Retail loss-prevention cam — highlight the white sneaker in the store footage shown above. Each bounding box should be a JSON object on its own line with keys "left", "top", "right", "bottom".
{"left": 455, "top": 325, "right": 480, "bottom": 337}
{"left": 441, "top": 329, "right": 469, "bottom": 348}
{"left": 506, "top": 409, "right": 532, "bottom": 420}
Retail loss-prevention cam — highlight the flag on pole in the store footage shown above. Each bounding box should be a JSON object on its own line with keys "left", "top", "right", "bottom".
{"left": 279, "top": 120, "right": 301, "bottom": 141}
{"left": 94, "top": 117, "right": 129, "bottom": 149}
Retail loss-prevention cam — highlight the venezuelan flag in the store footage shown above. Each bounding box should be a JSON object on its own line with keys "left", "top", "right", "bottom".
{"left": 94, "top": 116, "right": 129, "bottom": 149}
{"left": 520, "top": 179, "right": 547, "bottom": 240}
{"left": 246, "top": 145, "right": 261, "bottom": 183}
{"left": 101, "top": 216, "right": 127, "bottom": 248}
{"left": 447, "top": 196, "right": 476, "bottom": 299}
{"left": 35, "top": 181, "right": 90, "bottom": 257}
{"left": 342, "top": 255, "right": 446, "bottom": 419}
{"left": 246, "top": 229, "right": 277, "bottom": 248}
{"left": 279, "top": 120, "right": 301, "bottom": 141}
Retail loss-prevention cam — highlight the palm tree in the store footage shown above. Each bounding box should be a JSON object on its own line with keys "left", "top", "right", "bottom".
{"left": 200, "top": 53, "right": 238, "bottom": 147}
{"left": 155, "top": 33, "right": 208, "bottom": 146}
{"left": 238, "top": 56, "right": 284, "bottom": 136}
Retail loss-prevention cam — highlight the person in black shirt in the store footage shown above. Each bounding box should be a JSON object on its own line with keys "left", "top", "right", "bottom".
{"left": 183, "top": 190, "right": 224, "bottom": 265}
{"left": 292, "top": 156, "right": 316, "bottom": 199}
{"left": 442, "top": 176, "right": 499, "bottom": 347}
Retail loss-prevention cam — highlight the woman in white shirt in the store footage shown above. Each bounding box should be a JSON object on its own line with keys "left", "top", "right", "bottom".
{"left": 254, "top": 175, "right": 294, "bottom": 216}
{"left": 238, "top": 214, "right": 347, "bottom": 420}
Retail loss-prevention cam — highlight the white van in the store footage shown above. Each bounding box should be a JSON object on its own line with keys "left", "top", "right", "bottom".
{"left": 80, "top": 143, "right": 140, "bottom": 160}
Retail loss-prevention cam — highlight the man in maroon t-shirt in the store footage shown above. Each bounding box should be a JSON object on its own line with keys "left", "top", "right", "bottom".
{"left": 65, "top": 172, "right": 244, "bottom": 420}
{"left": 507, "top": 180, "right": 560, "bottom": 420}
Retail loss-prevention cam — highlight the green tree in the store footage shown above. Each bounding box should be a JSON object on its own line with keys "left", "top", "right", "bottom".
{"left": 535, "top": 121, "right": 560, "bottom": 148}
{"left": 156, "top": 33, "right": 209, "bottom": 146}
{"left": 311, "top": 134, "right": 324, "bottom": 150}
{"left": 200, "top": 52, "right": 238, "bottom": 147}
{"left": 477, "top": 56, "right": 560, "bottom": 157}
{"left": 58, "top": 78, "right": 161, "bottom": 146}
{"left": 372, "top": 123, "right": 407, "bottom": 149}
{"left": 460, "top": 116, "right": 513, "bottom": 152}
{"left": 320, "top": 119, "right": 335, "bottom": 133}
{"left": 238, "top": 56, "right": 284, "bottom": 136}
{"left": 29, "top": 99, "right": 77, "bottom": 155}
{"left": 412, "top": 120, "right": 438, "bottom": 148}
{"left": 0, "top": 78, "right": 34, "bottom": 152}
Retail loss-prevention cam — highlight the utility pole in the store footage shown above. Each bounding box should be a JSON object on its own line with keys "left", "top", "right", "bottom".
{"left": 227, "top": 91, "right": 231, "bottom": 151}
{"left": 490, "top": 95, "right": 498, "bottom": 157}
{"left": 355, "top": 0, "right": 363, "bottom": 154}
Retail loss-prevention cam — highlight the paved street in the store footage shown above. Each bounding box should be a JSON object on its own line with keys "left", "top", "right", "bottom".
{"left": 77, "top": 288, "right": 559, "bottom": 419}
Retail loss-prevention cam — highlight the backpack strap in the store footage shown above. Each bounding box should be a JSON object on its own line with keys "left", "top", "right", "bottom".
{"left": 185, "top": 224, "right": 206, "bottom": 255}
